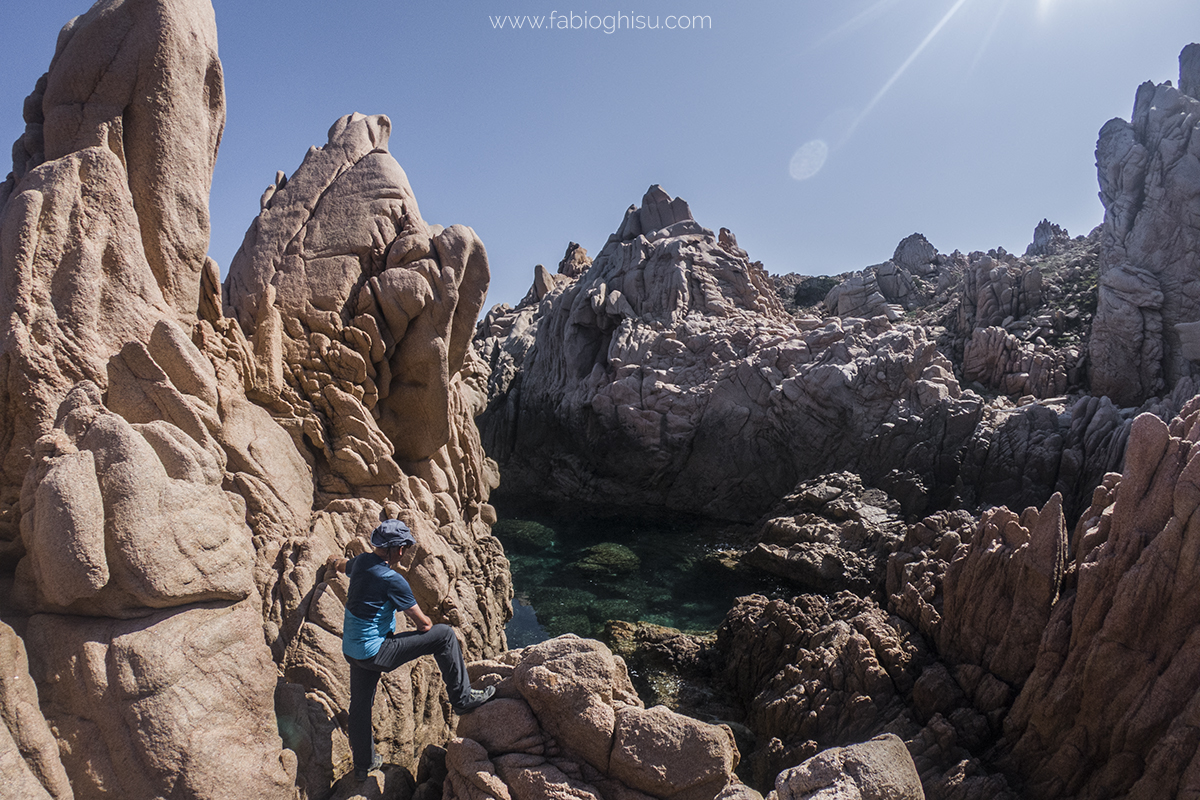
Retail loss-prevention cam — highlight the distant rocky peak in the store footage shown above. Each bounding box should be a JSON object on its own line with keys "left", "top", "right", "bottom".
{"left": 1026, "top": 219, "right": 1071, "bottom": 257}
{"left": 558, "top": 241, "right": 592, "bottom": 278}
{"left": 1181, "top": 42, "right": 1200, "bottom": 99}
{"left": 517, "top": 242, "right": 592, "bottom": 307}
{"left": 584, "top": 185, "right": 786, "bottom": 325}
{"left": 718, "top": 227, "right": 749, "bottom": 260}
{"left": 892, "top": 233, "right": 938, "bottom": 275}
{"left": 613, "top": 184, "right": 699, "bottom": 241}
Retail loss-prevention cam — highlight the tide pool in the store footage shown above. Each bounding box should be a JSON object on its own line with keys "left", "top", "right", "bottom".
{"left": 492, "top": 504, "right": 784, "bottom": 647}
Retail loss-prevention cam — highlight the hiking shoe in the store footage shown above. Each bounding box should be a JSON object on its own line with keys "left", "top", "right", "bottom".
{"left": 353, "top": 753, "right": 383, "bottom": 781}
{"left": 453, "top": 684, "right": 496, "bottom": 714}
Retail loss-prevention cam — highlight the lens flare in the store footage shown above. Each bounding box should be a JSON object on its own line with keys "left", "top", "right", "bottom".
{"left": 789, "top": 140, "right": 830, "bottom": 181}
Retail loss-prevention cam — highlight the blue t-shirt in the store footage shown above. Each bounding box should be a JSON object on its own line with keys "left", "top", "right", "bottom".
{"left": 342, "top": 553, "right": 417, "bottom": 660}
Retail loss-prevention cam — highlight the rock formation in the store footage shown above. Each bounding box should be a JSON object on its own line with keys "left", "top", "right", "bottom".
{"left": 714, "top": 387, "right": 1200, "bottom": 798}
{"left": 742, "top": 472, "right": 905, "bottom": 597}
{"left": 1090, "top": 46, "right": 1200, "bottom": 405}
{"left": 1000, "top": 398, "right": 1200, "bottom": 797}
{"left": 477, "top": 186, "right": 972, "bottom": 522}
{"left": 477, "top": 187, "right": 1156, "bottom": 529}
{"left": 446, "top": 635, "right": 759, "bottom": 800}
{"left": 1024, "top": 220, "right": 1074, "bottom": 258}
{"left": 767, "top": 735, "right": 924, "bottom": 800}
{"left": 0, "top": 1, "right": 511, "bottom": 797}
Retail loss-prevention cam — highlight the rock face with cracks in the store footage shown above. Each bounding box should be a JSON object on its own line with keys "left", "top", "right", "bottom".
{"left": 0, "top": 1, "right": 511, "bottom": 797}
{"left": 1000, "top": 396, "right": 1200, "bottom": 798}
{"left": 1090, "top": 45, "right": 1200, "bottom": 406}
{"left": 477, "top": 186, "right": 969, "bottom": 522}
{"left": 717, "top": 391, "right": 1200, "bottom": 798}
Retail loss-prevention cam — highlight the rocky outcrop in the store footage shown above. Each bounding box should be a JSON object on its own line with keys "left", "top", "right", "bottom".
{"left": 715, "top": 590, "right": 1018, "bottom": 799}
{"left": 717, "top": 389, "right": 1200, "bottom": 798}
{"left": 0, "top": 620, "right": 71, "bottom": 800}
{"left": 961, "top": 326, "right": 1073, "bottom": 400}
{"left": 477, "top": 186, "right": 972, "bottom": 522}
{"left": 767, "top": 735, "right": 924, "bottom": 800}
{"left": 1024, "top": 220, "right": 1074, "bottom": 258}
{"left": 821, "top": 234, "right": 942, "bottom": 321}
{"left": 742, "top": 472, "right": 905, "bottom": 597}
{"left": 811, "top": 225, "right": 1097, "bottom": 404}
{"left": 446, "top": 635, "right": 759, "bottom": 800}
{"left": 0, "top": 0, "right": 225, "bottom": 321}
{"left": 999, "top": 399, "right": 1200, "bottom": 797}
{"left": 217, "top": 111, "right": 511, "bottom": 794}
{"left": 0, "top": 2, "right": 511, "bottom": 797}
{"left": 1090, "top": 45, "right": 1200, "bottom": 406}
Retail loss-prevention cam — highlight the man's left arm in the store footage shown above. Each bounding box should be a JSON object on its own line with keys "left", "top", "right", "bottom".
{"left": 402, "top": 604, "right": 433, "bottom": 632}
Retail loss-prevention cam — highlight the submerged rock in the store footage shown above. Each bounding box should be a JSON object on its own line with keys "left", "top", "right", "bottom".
{"left": 493, "top": 519, "right": 557, "bottom": 552}
{"left": 573, "top": 542, "right": 641, "bottom": 576}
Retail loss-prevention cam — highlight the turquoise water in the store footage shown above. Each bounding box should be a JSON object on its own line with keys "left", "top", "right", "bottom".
{"left": 492, "top": 505, "right": 784, "bottom": 647}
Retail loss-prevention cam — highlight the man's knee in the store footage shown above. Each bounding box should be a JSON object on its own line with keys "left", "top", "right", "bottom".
{"left": 430, "top": 623, "right": 459, "bottom": 650}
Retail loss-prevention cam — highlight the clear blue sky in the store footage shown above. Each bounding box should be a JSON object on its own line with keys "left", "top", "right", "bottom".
{"left": 2, "top": 1, "right": 1196, "bottom": 308}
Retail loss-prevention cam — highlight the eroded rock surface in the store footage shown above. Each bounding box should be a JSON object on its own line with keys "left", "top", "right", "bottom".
{"left": 767, "top": 735, "right": 924, "bottom": 800}
{"left": 717, "top": 391, "right": 1200, "bottom": 798}
{"left": 0, "top": 2, "right": 511, "bottom": 797}
{"left": 1090, "top": 46, "right": 1200, "bottom": 405}
{"left": 1000, "top": 399, "right": 1200, "bottom": 797}
{"left": 446, "top": 635, "right": 758, "bottom": 800}
{"left": 742, "top": 472, "right": 905, "bottom": 597}
{"left": 477, "top": 187, "right": 971, "bottom": 522}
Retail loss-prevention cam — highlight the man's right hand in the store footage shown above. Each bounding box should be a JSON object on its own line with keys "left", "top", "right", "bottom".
{"left": 324, "top": 554, "right": 346, "bottom": 579}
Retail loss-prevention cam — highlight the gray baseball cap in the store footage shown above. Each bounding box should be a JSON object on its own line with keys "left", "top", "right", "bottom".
{"left": 371, "top": 519, "right": 415, "bottom": 549}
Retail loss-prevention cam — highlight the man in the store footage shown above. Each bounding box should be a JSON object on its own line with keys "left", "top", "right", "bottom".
{"left": 328, "top": 518, "right": 495, "bottom": 781}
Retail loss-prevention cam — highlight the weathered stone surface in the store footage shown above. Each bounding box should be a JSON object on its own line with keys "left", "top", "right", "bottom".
{"left": 16, "top": 378, "right": 252, "bottom": 616}
{"left": 894, "top": 234, "right": 938, "bottom": 276}
{"left": 1090, "top": 46, "right": 1200, "bottom": 405}
{"left": 0, "top": 3, "right": 511, "bottom": 798}
{"left": 961, "top": 326, "right": 1072, "bottom": 400}
{"left": 0, "top": 620, "right": 71, "bottom": 800}
{"left": 824, "top": 270, "right": 896, "bottom": 320}
{"left": 887, "top": 494, "right": 1068, "bottom": 687}
{"left": 1000, "top": 398, "right": 1200, "bottom": 797}
{"left": 714, "top": 588, "right": 1021, "bottom": 799}
{"left": 447, "top": 636, "right": 750, "bottom": 800}
{"left": 0, "top": 142, "right": 173, "bottom": 513}
{"left": 27, "top": 599, "right": 296, "bottom": 800}
{"left": 716, "top": 593, "right": 927, "bottom": 790}
{"left": 715, "top": 391, "right": 1200, "bottom": 798}
{"left": 767, "top": 734, "right": 924, "bottom": 800}
{"left": 228, "top": 112, "right": 490, "bottom": 475}
{"left": 1, "top": 0, "right": 225, "bottom": 319}
{"left": 742, "top": 472, "right": 905, "bottom": 596}
{"left": 478, "top": 188, "right": 968, "bottom": 522}
{"left": 219, "top": 110, "right": 511, "bottom": 791}
{"left": 1024, "top": 220, "right": 1073, "bottom": 258}
{"left": 958, "top": 254, "right": 1042, "bottom": 334}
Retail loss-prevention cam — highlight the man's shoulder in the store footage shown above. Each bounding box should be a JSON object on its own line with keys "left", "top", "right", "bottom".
{"left": 350, "top": 555, "right": 411, "bottom": 587}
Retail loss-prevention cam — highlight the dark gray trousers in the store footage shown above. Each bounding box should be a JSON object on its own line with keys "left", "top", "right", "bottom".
{"left": 345, "top": 623, "right": 472, "bottom": 770}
